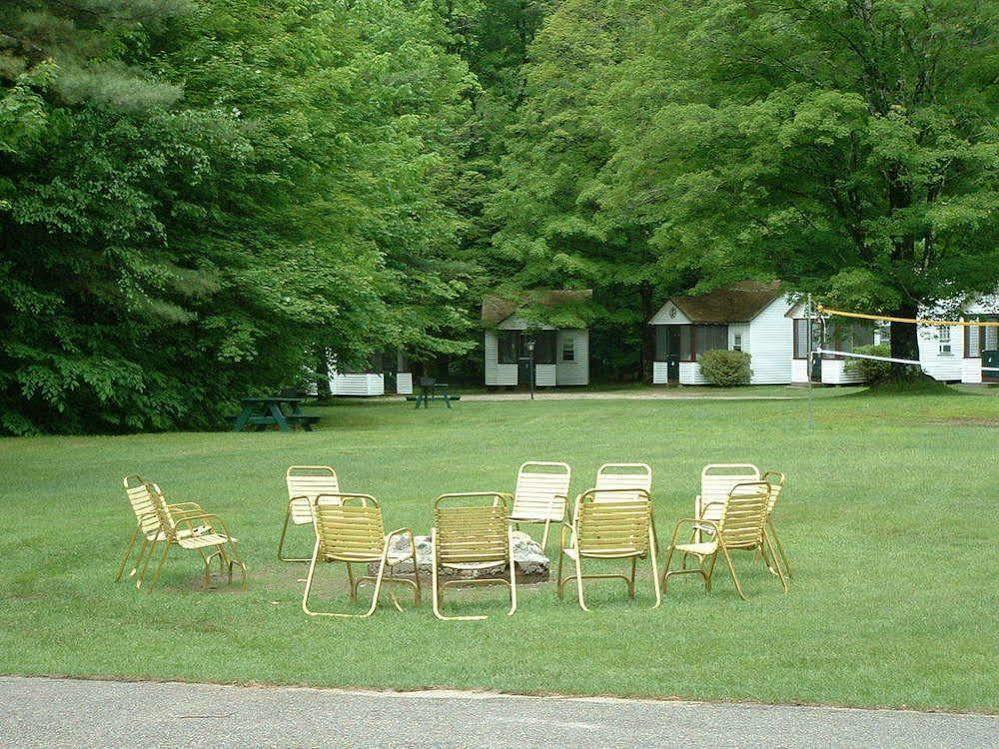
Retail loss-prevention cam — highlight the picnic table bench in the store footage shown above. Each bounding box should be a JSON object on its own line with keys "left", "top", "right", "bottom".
{"left": 412, "top": 378, "right": 454, "bottom": 409}
{"left": 231, "top": 397, "right": 319, "bottom": 432}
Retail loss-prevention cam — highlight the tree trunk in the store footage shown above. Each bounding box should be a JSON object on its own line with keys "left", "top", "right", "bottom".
{"left": 316, "top": 349, "right": 332, "bottom": 400}
{"left": 639, "top": 282, "right": 655, "bottom": 384}
{"left": 888, "top": 303, "right": 920, "bottom": 380}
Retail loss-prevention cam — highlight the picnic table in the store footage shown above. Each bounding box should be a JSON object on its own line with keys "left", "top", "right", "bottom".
{"left": 231, "top": 397, "right": 319, "bottom": 432}
{"left": 413, "top": 378, "right": 453, "bottom": 409}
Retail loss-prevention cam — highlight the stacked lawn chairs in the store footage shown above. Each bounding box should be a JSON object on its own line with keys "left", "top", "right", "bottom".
{"left": 694, "top": 464, "right": 761, "bottom": 542}
{"left": 762, "top": 470, "right": 791, "bottom": 580}
{"left": 661, "top": 481, "right": 787, "bottom": 600}
{"left": 302, "top": 493, "right": 420, "bottom": 618}
{"left": 505, "top": 462, "right": 571, "bottom": 550}
{"left": 557, "top": 488, "right": 660, "bottom": 611}
{"left": 117, "top": 477, "right": 245, "bottom": 591}
{"left": 431, "top": 493, "right": 516, "bottom": 621}
{"left": 116, "top": 475, "right": 208, "bottom": 584}
{"left": 280, "top": 466, "right": 341, "bottom": 562}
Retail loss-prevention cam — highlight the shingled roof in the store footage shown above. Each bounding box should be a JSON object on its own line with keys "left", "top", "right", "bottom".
{"left": 670, "top": 281, "right": 782, "bottom": 324}
{"left": 481, "top": 289, "right": 593, "bottom": 326}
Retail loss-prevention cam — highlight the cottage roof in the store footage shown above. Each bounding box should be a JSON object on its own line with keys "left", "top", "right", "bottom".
{"left": 669, "top": 281, "right": 782, "bottom": 324}
{"left": 481, "top": 289, "right": 593, "bottom": 326}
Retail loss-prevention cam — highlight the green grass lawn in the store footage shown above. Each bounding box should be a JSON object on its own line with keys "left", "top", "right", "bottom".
{"left": 1, "top": 389, "right": 997, "bottom": 712}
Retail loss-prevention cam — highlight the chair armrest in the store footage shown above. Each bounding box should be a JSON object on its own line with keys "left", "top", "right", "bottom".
{"left": 667, "top": 517, "right": 720, "bottom": 546}
{"left": 171, "top": 512, "right": 232, "bottom": 538}
{"left": 384, "top": 527, "right": 416, "bottom": 546}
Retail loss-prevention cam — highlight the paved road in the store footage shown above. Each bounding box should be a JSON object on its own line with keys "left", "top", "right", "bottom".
{"left": 0, "top": 677, "right": 995, "bottom": 748}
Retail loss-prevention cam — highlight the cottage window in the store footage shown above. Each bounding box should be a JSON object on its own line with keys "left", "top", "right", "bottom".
{"left": 561, "top": 336, "right": 575, "bottom": 361}
{"left": 793, "top": 319, "right": 810, "bottom": 359}
{"left": 693, "top": 325, "right": 728, "bottom": 359}
{"left": 733, "top": 334, "right": 743, "bottom": 352}
{"left": 965, "top": 319, "right": 998, "bottom": 358}
{"left": 534, "top": 331, "right": 556, "bottom": 365}
{"left": 497, "top": 331, "right": 519, "bottom": 364}
{"left": 938, "top": 327, "right": 952, "bottom": 356}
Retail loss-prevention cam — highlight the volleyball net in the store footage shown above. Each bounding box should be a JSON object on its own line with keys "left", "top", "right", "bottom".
{"left": 813, "top": 305, "right": 999, "bottom": 373}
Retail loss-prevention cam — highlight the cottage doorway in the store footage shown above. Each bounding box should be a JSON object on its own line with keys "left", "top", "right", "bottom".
{"left": 666, "top": 327, "right": 681, "bottom": 384}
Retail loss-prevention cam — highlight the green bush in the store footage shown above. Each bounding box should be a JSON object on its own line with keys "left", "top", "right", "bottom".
{"left": 698, "top": 349, "right": 752, "bottom": 386}
{"left": 846, "top": 344, "right": 893, "bottom": 384}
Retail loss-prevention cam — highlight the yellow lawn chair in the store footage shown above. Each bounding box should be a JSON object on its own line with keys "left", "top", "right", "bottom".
{"left": 505, "top": 461, "right": 571, "bottom": 550}
{"left": 301, "top": 494, "right": 420, "bottom": 618}
{"left": 594, "top": 463, "right": 652, "bottom": 502}
{"left": 763, "top": 470, "right": 791, "bottom": 579}
{"left": 134, "top": 481, "right": 246, "bottom": 591}
{"left": 557, "top": 489, "right": 661, "bottom": 611}
{"left": 431, "top": 493, "right": 516, "bottom": 621}
{"left": 662, "top": 481, "right": 786, "bottom": 600}
{"left": 116, "top": 475, "right": 210, "bottom": 583}
{"left": 280, "top": 466, "right": 341, "bottom": 562}
{"left": 694, "top": 464, "right": 761, "bottom": 542}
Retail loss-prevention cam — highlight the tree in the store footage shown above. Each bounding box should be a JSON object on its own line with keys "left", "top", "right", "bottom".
{"left": 0, "top": 0, "right": 476, "bottom": 433}
{"left": 602, "top": 0, "right": 998, "bottom": 372}
{"left": 485, "top": 0, "right": 665, "bottom": 381}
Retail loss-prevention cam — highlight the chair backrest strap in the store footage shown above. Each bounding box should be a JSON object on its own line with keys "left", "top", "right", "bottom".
{"left": 512, "top": 461, "right": 571, "bottom": 521}
{"left": 313, "top": 494, "right": 384, "bottom": 559}
{"left": 594, "top": 463, "right": 652, "bottom": 503}
{"left": 287, "top": 466, "right": 340, "bottom": 524}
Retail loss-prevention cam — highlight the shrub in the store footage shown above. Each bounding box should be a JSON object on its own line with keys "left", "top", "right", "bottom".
{"left": 698, "top": 349, "right": 752, "bottom": 386}
{"left": 846, "top": 344, "right": 893, "bottom": 384}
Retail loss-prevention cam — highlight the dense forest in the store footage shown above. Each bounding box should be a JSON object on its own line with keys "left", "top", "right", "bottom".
{"left": 2, "top": 0, "right": 996, "bottom": 433}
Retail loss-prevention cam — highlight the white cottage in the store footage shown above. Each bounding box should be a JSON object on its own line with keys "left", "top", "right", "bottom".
{"left": 786, "top": 304, "right": 876, "bottom": 385}
{"left": 482, "top": 290, "right": 591, "bottom": 388}
{"left": 649, "top": 281, "right": 796, "bottom": 385}
{"left": 917, "top": 295, "right": 998, "bottom": 384}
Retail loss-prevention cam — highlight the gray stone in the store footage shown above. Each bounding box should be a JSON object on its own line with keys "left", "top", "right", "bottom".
{"left": 368, "top": 531, "right": 550, "bottom": 581}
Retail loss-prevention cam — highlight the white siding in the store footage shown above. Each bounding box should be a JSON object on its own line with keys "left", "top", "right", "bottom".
{"left": 962, "top": 359, "right": 982, "bottom": 384}
{"left": 745, "top": 297, "right": 794, "bottom": 384}
{"left": 535, "top": 364, "right": 556, "bottom": 387}
{"left": 918, "top": 325, "right": 963, "bottom": 382}
{"left": 330, "top": 373, "right": 384, "bottom": 396}
{"left": 396, "top": 373, "right": 413, "bottom": 395}
{"left": 556, "top": 329, "right": 589, "bottom": 385}
{"left": 791, "top": 359, "right": 810, "bottom": 384}
{"left": 680, "top": 362, "right": 707, "bottom": 385}
{"left": 652, "top": 361, "right": 670, "bottom": 385}
{"left": 484, "top": 330, "right": 517, "bottom": 386}
{"left": 821, "top": 359, "right": 864, "bottom": 384}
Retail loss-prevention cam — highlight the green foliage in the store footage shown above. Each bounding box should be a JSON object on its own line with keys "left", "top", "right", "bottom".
{"left": 846, "top": 344, "right": 894, "bottom": 385}
{"left": 0, "top": 0, "right": 476, "bottom": 434}
{"left": 697, "top": 349, "right": 752, "bottom": 386}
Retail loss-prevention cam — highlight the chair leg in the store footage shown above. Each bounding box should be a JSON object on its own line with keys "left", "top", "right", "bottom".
{"left": 556, "top": 547, "right": 565, "bottom": 599}
{"left": 302, "top": 539, "right": 322, "bottom": 615}
{"left": 764, "top": 534, "right": 789, "bottom": 593}
{"left": 648, "top": 528, "right": 662, "bottom": 609}
{"left": 540, "top": 519, "right": 551, "bottom": 551}
{"left": 769, "top": 522, "right": 792, "bottom": 578}
{"left": 115, "top": 527, "right": 141, "bottom": 582}
{"left": 573, "top": 552, "right": 589, "bottom": 612}
{"left": 135, "top": 539, "right": 158, "bottom": 590}
{"left": 278, "top": 510, "right": 310, "bottom": 563}
{"left": 629, "top": 557, "right": 637, "bottom": 598}
{"left": 719, "top": 544, "right": 748, "bottom": 601}
{"left": 146, "top": 542, "right": 172, "bottom": 592}
{"left": 410, "top": 544, "right": 422, "bottom": 606}
{"left": 129, "top": 537, "right": 150, "bottom": 579}
{"left": 704, "top": 553, "right": 717, "bottom": 592}
{"left": 507, "top": 532, "right": 517, "bottom": 616}
{"left": 659, "top": 541, "right": 677, "bottom": 593}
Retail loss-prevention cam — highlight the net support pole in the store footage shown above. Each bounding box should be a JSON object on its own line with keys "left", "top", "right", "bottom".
{"left": 806, "top": 294, "right": 814, "bottom": 429}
